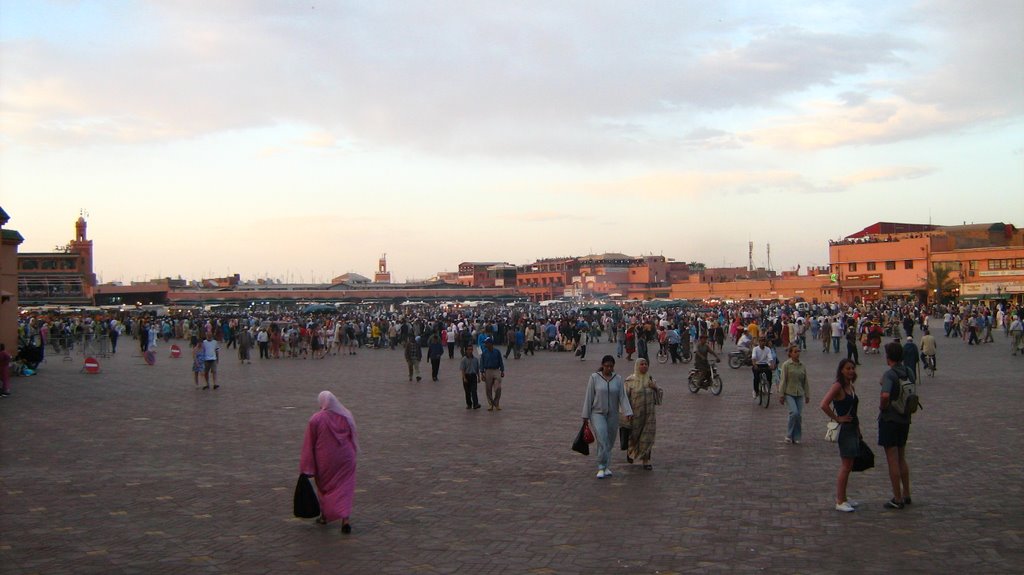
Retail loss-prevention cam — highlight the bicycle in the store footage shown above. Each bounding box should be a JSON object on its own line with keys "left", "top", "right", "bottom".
{"left": 922, "top": 354, "right": 936, "bottom": 377}
{"left": 656, "top": 344, "right": 669, "bottom": 364}
{"left": 688, "top": 361, "right": 723, "bottom": 395}
{"left": 756, "top": 370, "right": 771, "bottom": 408}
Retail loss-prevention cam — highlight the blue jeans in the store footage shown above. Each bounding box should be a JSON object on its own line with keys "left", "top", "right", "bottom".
{"left": 832, "top": 336, "right": 840, "bottom": 353}
{"left": 785, "top": 395, "right": 804, "bottom": 442}
{"left": 589, "top": 412, "right": 619, "bottom": 470}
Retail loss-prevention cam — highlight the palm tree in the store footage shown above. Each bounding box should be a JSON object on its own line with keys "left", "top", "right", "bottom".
{"left": 927, "top": 266, "right": 957, "bottom": 303}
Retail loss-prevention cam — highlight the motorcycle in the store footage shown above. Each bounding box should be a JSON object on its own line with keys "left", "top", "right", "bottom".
{"left": 727, "top": 348, "right": 752, "bottom": 369}
{"left": 688, "top": 361, "right": 723, "bottom": 395}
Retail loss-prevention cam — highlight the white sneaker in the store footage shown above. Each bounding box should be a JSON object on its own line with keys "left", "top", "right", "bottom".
{"left": 596, "top": 469, "right": 606, "bottom": 479}
{"left": 835, "top": 501, "right": 856, "bottom": 512}
{"left": 603, "top": 468, "right": 612, "bottom": 477}
{"left": 752, "top": 391, "right": 758, "bottom": 399}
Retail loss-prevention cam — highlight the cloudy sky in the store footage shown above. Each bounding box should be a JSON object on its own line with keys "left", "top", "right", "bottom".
{"left": 1, "top": 0, "right": 1021, "bottom": 284}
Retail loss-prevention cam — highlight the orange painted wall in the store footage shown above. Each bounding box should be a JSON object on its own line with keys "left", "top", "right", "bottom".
{"left": 669, "top": 274, "right": 833, "bottom": 302}
{"left": 829, "top": 237, "right": 932, "bottom": 292}
{"left": 932, "top": 245, "right": 1024, "bottom": 301}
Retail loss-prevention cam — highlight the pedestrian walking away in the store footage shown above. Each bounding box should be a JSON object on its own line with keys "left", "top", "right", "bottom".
{"left": 299, "top": 391, "right": 358, "bottom": 534}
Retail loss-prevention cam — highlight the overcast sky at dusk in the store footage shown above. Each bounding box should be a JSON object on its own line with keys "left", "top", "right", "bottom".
{"left": 1, "top": 1, "right": 1021, "bottom": 284}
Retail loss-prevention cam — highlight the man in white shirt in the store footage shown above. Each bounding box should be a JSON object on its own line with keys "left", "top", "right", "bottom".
{"left": 831, "top": 318, "right": 844, "bottom": 353}
{"left": 751, "top": 338, "right": 775, "bottom": 398}
{"left": 737, "top": 330, "right": 753, "bottom": 351}
{"left": 201, "top": 333, "right": 220, "bottom": 390}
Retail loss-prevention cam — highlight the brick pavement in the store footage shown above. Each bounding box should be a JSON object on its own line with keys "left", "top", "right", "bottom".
{"left": 1, "top": 320, "right": 1022, "bottom": 574}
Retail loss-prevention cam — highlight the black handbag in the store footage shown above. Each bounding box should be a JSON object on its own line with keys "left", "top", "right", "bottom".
{"left": 619, "top": 426, "right": 631, "bottom": 450}
{"left": 852, "top": 440, "right": 875, "bottom": 472}
{"left": 572, "top": 422, "right": 590, "bottom": 455}
{"left": 293, "top": 474, "right": 321, "bottom": 518}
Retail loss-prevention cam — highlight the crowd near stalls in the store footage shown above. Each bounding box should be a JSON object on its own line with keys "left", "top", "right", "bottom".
{"left": 13, "top": 297, "right": 1024, "bottom": 372}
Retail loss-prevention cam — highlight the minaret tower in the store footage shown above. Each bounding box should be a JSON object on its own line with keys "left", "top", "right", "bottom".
{"left": 374, "top": 253, "right": 392, "bottom": 283}
{"left": 70, "top": 210, "right": 97, "bottom": 293}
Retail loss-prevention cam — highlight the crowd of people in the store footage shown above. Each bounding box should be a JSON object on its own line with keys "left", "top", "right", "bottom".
{"left": 7, "top": 297, "right": 1023, "bottom": 525}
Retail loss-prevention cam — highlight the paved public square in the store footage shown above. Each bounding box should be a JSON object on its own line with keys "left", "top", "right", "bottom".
{"left": 1, "top": 320, "right": 1022, "bottom": 574}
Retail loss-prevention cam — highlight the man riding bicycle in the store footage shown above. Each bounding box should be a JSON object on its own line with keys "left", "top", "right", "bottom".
{"left": 695, "top": 333, "right": 719, "bottom": 386}
{"left": 666, "top": 326, "right": 682, "bottom": 363}
{"left": 920, "top": 328, "right": 937, "bottom": 371}
{"left": 751, "top": 337, "right": 775, "bottom": 399}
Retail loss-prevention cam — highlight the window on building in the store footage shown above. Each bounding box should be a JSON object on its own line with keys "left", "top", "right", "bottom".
{"left": 885, "top": 261, "right": 896, "bottom": 270}
{"left": 866, "top": 262, "right": 877, "bottom": 271}
{"left": 1016, "top": 258, "right": 1024, "bottom": 269}
{"left": 904, "top": 260, "right": 913, "bottom": 269}
{"left": 848, "top": 263, "right": 857, "bottom": 272}
{"left": 969, "top": 260, "right": 978, "bottom": 270}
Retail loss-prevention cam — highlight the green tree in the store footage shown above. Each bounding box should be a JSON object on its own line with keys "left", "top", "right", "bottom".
{"left": 927, "top": 266, "right": 957, "bottom": 303}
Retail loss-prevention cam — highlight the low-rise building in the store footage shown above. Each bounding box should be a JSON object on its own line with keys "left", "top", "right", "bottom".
{"left": 17, "top": 216, "right": 96, "bottom": 306}
{"left": 457, "top": 261, "right": 506, "bottom": 287}
{"left": 516, "top": 257, "right": 578, "bottom": 302}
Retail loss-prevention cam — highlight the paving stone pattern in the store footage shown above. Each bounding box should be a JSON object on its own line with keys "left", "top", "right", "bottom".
{"left": 1, "top": 320, "right": 1022, "bottom": 574}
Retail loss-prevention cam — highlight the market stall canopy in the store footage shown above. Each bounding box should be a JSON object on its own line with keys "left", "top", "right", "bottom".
{"left": 580, "top": 304, "right": 619, "bottom": 312}
{"left": 643, "top": 299, "right": 693, "bottom": 309}
{"left": 302, "top": 303, "right": 339, "bottom": 314}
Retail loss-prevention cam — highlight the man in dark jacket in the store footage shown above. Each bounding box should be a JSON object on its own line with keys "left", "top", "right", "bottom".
{"left": 902, "top": 336, "right": 920, "bottom": 383}
{"left": 405, "top": 336, "right": 422, "bottom": 382}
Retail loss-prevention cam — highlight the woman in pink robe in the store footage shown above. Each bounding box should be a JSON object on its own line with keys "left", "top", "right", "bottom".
{"left": 300, "top": 391, "right": 358, "bottom": 533}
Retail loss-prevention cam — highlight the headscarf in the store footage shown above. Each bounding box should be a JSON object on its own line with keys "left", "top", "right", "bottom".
{"left": 318, "top": 390, "right": 359, "bottom": 452}
{"left": 625, "top": 358, "right": 654, "bottom": 391}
